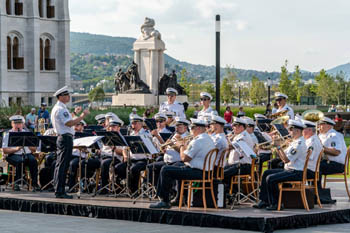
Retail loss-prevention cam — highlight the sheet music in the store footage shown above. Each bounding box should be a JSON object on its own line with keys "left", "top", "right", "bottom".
{"left": 140, "top": 134, "right": 159, "bottom": 154}
{"left": 73, "top": 136, "right": 103, "bottom": 147}
{"left": 232, "top": 140, "right": 257, "bottom": 159}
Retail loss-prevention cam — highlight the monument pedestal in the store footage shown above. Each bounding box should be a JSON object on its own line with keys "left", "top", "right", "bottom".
{"left": 112, "top": 93, "right": 156, "bottom": 106}
{"left": 159, "top": 95, "right": 188, "bottom": 104}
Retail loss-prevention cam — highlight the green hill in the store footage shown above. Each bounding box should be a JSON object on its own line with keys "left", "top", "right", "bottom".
{"left": 70, "top": 31, "right": 316, "bottom": 89}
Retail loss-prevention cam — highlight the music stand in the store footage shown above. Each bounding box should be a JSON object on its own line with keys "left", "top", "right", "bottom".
{"left": 144, "top": 119, "right": 157, "bottom": 131}
{"left": 94, "top": 131, "right": 129, "bottom": 197}
{"left": 159, "top": 133, "right": 173, "bottom": 142}
{"left": 8, "top": 132, "right": 39, "bottom": 189}
{"left": 38, "top": 136, "right": 57, "bottom": 191}
{"left": 124, "top": 135, "right": 159, "bottom": 203}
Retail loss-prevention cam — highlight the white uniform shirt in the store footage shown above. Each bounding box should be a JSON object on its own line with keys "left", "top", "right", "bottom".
{"left": 197, "top": 107, "right": 218, "bottom": 120}
{"left": 100, "top": 145, "right": 123, "bottom": 161}
{"left": 184, "top": 133, "right": 215, "bottom": 170}
{"left": 51, "top": 100, "right": 74, "bottom": 135}
{"left": 163, "top": 132, "right": 189, "bottom": 163}
{"left": 211, "top": 132, "right": 229, "bottom": 165}
{"left": 2, "top": 129, "right": 32, "bottom": 154}
{"left": 305, "top": 134, "right": 323, "bottom": 172}
{"left": 228, "top": 130, "right": 254, "bottom": 165}
{"left": 277, "top": 104, "right": 294, "bottom": 120}
{"left": 129, "top": 128, "right": 151, "bottom": 160}
{"left": 249, "top": 132, "right": 258, "bottom": 146}
{"left": 159, "top": 101, "right": 185, "bottom": 118}
{"left": 319, "top": 128, "right": 347, "bottom": 164}
{"left": 284, "top": 136, "right": 307, "bottom": 171}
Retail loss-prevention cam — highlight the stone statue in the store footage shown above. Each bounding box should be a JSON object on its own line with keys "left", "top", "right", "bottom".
{"left": 139, "top": 17, "right": 161, "bottom": 40}
{"left": 114, "top": 62, "right": 151, "bottom": 94}
{"left": 159, "top": 70, "right": 186, "bottom": 95}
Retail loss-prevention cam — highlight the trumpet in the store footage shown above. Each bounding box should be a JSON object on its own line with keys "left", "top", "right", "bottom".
{"left": 270, "top": 109, "right": 288, "bottom": 119}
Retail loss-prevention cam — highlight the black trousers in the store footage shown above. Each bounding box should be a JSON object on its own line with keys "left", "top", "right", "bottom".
{"left": 54, "top": 134, "right": 73, "bottom": 195}
{"left": 318, "top": 160, "right": 344, "bottom": 188}
{"left": 270, "top": 158, "right": 284, "bottom": 169}
{"left": 157, "top": 165, "right": 203, "bottom": 203}
{"left": 223, "top": 163, "right": 251, "bottom": 184}
{"left": 6, "top": 153, "right": 38, "bottom": 185}
{"left": 100, "top": 157, "right": 121, "bottom": 188}
{"left": 115, "top": 159, "right": 147, "bottom": 193}
{"left": 44, "top": 153, "right": 56, "bottom": 180}
{"left": 257, "top": 153, "right": 272, "bottom": 176}
{"left": 259, "top": 169, "right": 303, "bottom": 205}
{"left": 68, "top": 157, "right": 101, "bottom": 189}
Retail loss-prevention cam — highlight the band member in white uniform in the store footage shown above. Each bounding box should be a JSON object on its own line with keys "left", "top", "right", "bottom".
{"left": 274, "top": 92, "right": 294, "bottom": 120}
{"left": 151, "top": 112, "right": 172, "bottom": 147}
{"left": 318, "top": 117, "right": 347, "bottom": 186}
{"left": 117, "top": 115, "right": 151, "bottom": 193}
{"left": 159, "top": 88, "right": 185, "bottom": 118}
{"left": 99, "top": 119, "right": 124, "bottom": 194}
{"left": 224, "top": 117, "right": 254, "bottom": 185}
{"left": 2, "top": 115, "right": 40, "bottom": 191}
{"left": 254, "top": 120, "right": 307, "bottom": 210}
{"left": 147, "top": 117, "right": 190, "bottom": 187}
{"left": 51, "top": 86, "right": 90, "bottom": 199}
{"left": 197, "top": 92, "right": 218, "bottom": 120}
{"left": 95, "top": 114, "right": 106, "bottom": 127}
{"left": 150, "top": 118, "right": 215, "bottom": 209}
{"left": 301, "top": 119, "right": 323, "bottom": 179}
{"left": 209, "top": 115, "right": 229, "bottom": 165}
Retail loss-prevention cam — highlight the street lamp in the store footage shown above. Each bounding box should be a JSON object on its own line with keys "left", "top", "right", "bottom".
{"left": 267, "top": 77, "right": 271, "bottom": 105}
{"left": 345, "top": 83, "right": 348, "bottom": 108}
{"left": 215, "top": 15, "right": 221, "bottom": 113}
{"left": 238, "top": 80, "right": 241, "bottom": 106}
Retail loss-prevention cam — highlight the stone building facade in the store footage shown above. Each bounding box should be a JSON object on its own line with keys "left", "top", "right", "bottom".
{"left": 0, "top": 0, "right": 70, "bottom": 106}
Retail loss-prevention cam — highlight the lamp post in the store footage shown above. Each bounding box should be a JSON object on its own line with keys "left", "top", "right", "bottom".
{"left": 345, "top": 83, "right": 347, "bottom": 108}
{"left": 238, "top": 80, "right": 241, "bottom": 106}
{"left": 267, "top": 77, "right": 271, "bottom": 105}
{"left": 215, "top": 15, "right": 221, "bottom": 113}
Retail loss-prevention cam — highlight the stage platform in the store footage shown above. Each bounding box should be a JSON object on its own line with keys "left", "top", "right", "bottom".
{"left": 0, "top": 183, "right": 349, "bottom": 233}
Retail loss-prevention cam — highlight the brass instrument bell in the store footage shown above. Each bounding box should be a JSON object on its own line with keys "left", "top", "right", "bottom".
{"left": 302, "top": 109, "right": 324, "bottom": 122}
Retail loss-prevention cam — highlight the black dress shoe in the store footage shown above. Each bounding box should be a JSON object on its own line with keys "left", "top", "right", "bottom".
{"left": 14, "top": 184, "right": 20, "bottom": 192}
{"left": 266, "top": 204, "right": 283, "bottom": 211}
{"left": 32, "top": 184, "right": 41, "bottom": 192}
{"left": 55, "top": 193, "right": 74, "bottom": 199}
{"left": 149, "top": 201, "right": 171, "bottom": 209}
{"left": 253, "top": 201, "right": 268, "bottom": 209}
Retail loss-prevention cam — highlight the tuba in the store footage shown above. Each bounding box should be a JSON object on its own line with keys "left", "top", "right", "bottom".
{"left": 302, "top": 109, "right": 324, "bottom": 122}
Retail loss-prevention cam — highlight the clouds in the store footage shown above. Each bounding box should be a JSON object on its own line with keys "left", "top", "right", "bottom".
{"left": 69, "top": 0, "right": 350, "bottom": 72}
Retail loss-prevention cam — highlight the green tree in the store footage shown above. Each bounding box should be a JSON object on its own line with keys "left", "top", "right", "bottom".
{"left": 291, "top": 65, "right": 303, "bottom": 104}
{"left": 221, "top": 77, "right": 232, "bottom": 103}
{"left": 249, "top": 76, "right": 266, "bottom": 105}
{"left": 278, "top": 60, "right": 291, "bottom": 96}
{"left": 88, "top": 86, "right": 105, "bottom": 107}
{"left": 178, "top": 68, "right": 191, "bottom": 96}
{"left": 315, "top": 69, "right": 334, "bottom": 105}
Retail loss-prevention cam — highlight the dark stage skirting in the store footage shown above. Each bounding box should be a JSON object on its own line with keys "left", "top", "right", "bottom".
{"left": 0, "top": 196, "right": 350, "bottom": 232}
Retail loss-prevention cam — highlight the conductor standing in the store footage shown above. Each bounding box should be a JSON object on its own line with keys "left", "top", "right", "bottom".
{"left": 51, "top": 86, "right": 90, "bottom": 198}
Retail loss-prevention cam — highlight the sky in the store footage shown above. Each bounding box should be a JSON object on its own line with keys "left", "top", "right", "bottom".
{"left": 69, "top": 0, "right": 350, "bottom": 73}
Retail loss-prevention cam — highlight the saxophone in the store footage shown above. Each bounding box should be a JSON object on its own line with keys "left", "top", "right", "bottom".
{"left": 37, "top": 118, "right": 46, "bottom": 135}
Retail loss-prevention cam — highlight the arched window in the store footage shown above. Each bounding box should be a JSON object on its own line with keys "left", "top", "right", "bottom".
{"left": 6, "top": 0, "right": 11, "bottom": 15}
{"left": 40, "top": 38, "right": 44, "bottom": 70}
{"left": 47, "top": 0, "right": 55, "bottom": 18}
{"left": 38, "top": 0, "right": 43, "bottom": 17}
{"left": 7, "top": 32, "right": 24, "bottom": 70}
{"left": 14, "top": 0, "right": 23, "bottom": 16}
{"left": 7, "top": 37, "right": 12, "bottom": 69}
{"left": 40, "top": 34, "right": 56, "bottom": 70}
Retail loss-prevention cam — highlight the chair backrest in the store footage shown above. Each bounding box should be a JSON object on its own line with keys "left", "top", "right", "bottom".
{"left": 313, "top": 149, "right": 324, "bottom": 183}
{"left": 345, "top": 146, "right": 350, "bottom": 175}
{"left": 302, "top": 149, "right": 312, "bottom": 183}
{"left": 216, "top": 148, "right": 231, "bottom": 180}
{"left": 202, "top": 148, "right": 219, "bottom": 181}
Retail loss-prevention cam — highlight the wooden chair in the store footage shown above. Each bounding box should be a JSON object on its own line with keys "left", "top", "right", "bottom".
{"left": 277, "top": 149, "right": 324, "bottom": 211}
{"left": 179, "top": 148, "right": 219, "bottom": 209}
{"left": 8, "top": 164, "right": 32, "bottom": 191}
{"left": 229, "top": 159, "right": 257, "bottom": 198}
{"left": 215, "top": 148, "right": 231, "bottom": 181}
{"left": 322, "top": 146, "right": 350, "bottom": 199}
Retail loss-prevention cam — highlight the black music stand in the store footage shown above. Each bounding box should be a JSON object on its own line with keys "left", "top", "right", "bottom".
{"left": 160, "top": 133, "right": 172, "bottom": 142}
{"left": 38, "top": 136, "right": 57, "bottom": 191}
{"left": 8, "top": 132, "right": 39, "bottom": 189}
{"left": 124, "top": 135, "right": 159, "bottom": 203}
{"left": 94, "top": 131, "right": 129, "bottom": 197}
{"left": 145, "top": 119, "right": 157, "bottom": 131}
